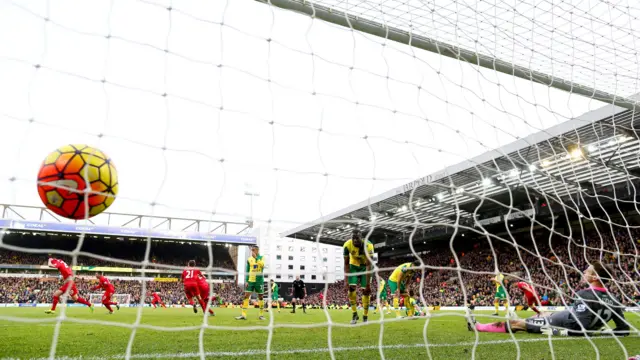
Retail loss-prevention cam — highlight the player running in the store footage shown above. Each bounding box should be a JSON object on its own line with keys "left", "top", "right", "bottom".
{"left": 196, "top": 271, "right": 215, "bottom": 316}
{"left": 45, "top": 257, "right": 94, "bottom": 314}
{"left": 343, "top": 229, "right": 374, "bottom": 324}
{"left": 236, "top": 245, "right": 266, "bottom": 320}
{"left": 269, "top": 279, "right": 281, "bottom": 313}
{"left": 374, "top": 278, "right": 391, "bottom": 315}
{"left": 90, "top": 273, "right": 120, "bottom": 314}
{"left": 492, "top": 273, "right": 510, "bottom": 316}
{"left": 517, "top": 281, "right": 541, "bottom": 315}
{"left": 182, "top": 260, "right": 213, "bottom": 315}
{"left": 388, "top": 260, "right": 420, "bottom": 318}
{"left": 468, "top": 262, "right": 630, "bottom": 337}
{"left": 151, "top": 290, "right": 166, "bottom": 309}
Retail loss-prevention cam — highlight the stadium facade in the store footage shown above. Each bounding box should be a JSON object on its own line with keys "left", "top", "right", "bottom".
{"left": 282, "top": 97, "right": 640, "bottom": 256}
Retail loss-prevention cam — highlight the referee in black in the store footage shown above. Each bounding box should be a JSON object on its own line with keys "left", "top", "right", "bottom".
{"left": 291, "top": 275, "right": 307, "bottom": 314}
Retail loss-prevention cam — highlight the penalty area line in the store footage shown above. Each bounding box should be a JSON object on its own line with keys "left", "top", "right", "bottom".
{"left": 9, "top": 335, "right": 636, "bottom": 360}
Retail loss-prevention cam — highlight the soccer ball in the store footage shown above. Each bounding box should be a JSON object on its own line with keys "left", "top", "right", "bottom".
{"left": 37, "top": 145, "right": 118, "bottom": 219}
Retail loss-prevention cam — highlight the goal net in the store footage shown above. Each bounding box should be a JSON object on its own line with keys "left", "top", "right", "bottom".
{"left": 0, "top": 0, "right": 639, "bottom": 359}
{"left": 89, "top": 294, "right": 131, "bottom": 307}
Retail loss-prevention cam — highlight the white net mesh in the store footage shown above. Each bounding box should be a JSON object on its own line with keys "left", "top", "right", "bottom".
{"left": 1, "top": 0, "right": 640, "bottom": 359}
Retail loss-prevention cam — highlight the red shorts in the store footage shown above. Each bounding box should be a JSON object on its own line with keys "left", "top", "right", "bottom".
{"left": 152, "top": 297, "right": 161, "bottom": 303}
{"left": 198, "top": 282, "right": 210, "bottom": 298}
{"left": 184, "top": 283, "right": 200, "bottom": 299}
{"left": 102, "top": 291, "right": 114, "bottom": 302}
{"left": 59, "top": 280, "right": 78, "bottom": 297}
{"left": 525, "top": 294, "right": 538, "bottom": 306}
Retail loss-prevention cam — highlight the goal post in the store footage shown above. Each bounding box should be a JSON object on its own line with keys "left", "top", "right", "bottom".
{"left": 256, "top": 0, "right": 640, "bottom": 112}
{"left": 1, "top": 0, "right": 639, "bottom": 359}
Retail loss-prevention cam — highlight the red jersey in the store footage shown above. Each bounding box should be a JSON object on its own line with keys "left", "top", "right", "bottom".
{"left": 93, "top": 276, "right": 115, "bottom": 292}
{"left": 197, "top": 273, "right": 208, "bottom": 287}
{"left": 152, "top": 292, "right": 161, "bottom": 300}
{"left": 182, "top": 267, "right": 203, "bottom": 285}
{"left": 517, "top": 282, "right": 537, "bottom": 298}
{"left": 50, "top": 258, "right": 73, "bottom": 279}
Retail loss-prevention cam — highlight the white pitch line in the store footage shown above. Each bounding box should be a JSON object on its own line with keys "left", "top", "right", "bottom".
{"left": 7, "top": 335, "right": 638, "bottom": 360}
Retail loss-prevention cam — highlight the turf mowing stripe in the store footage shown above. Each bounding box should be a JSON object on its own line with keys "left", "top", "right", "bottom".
{"left": 8, "top": 335, "right": 638, "bottom": 360}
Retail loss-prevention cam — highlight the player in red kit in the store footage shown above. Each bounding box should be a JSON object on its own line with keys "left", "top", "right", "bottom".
{"left": 45, "top": 257, "right": 94, "bottom": 314}
{"left": 197, "top": 272, "right": 215, "bottom": 316}
{"left": 517, "top": 281, "right": 541, "bottom": 315}
{"left": 90, "top": 273, "right": 120, "bottom": 314}
{"left": 182, "top": 260, "right": 211, "bottom": 315}
{"left": 151, "top": 291, "right": 166, "bottom": 309}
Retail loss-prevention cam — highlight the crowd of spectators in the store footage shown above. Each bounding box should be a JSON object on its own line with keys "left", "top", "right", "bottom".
{"left": 0, "top": 277, "right": 246, "bottom": 305}
{"left": 0, "top": 233, "right": 235, "bottom": 270}
{"left": 1, "top": 226, "right": 639, "bottom": 308}
{"left": 304, "top": 227, "right": 640, "bottom": 308}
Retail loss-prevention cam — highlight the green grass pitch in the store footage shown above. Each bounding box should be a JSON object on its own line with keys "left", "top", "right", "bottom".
{"left": 0, "top": 307, "right": 638, "bottom": 359}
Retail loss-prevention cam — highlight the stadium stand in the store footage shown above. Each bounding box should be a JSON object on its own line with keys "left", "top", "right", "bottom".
{"left": 3, "top": 225, "right": 638, "bottom": 309}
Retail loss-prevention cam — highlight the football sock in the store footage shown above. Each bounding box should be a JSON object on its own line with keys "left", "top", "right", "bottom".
{"left": 77, "top": 297, "right": 92, "bottom": 307}
{"left": 393, "top": 298, "right": 400, "bottom": 317}
{"left": 258, "top": 300, "right": 264, "bottom": 316}
{"left": 302, "top": 303, "right": 306, "bottom": 312}
{"left": 242, "top": 298, "right": 249, "bottom": 317}
{"left": 531, "top": 306, "right": 540, "bottom": 314}
{"left": 402, "top": 296, "right": 411, "bottom": 316}
{"left": 276, "top": 301, "right": 280, "bottom": 311}
{"left": 362, "top": 295, "right": 370, "bottom": 316}
{"left": 198, "top": 298, "right": 208, "bottom": 312}
{"left": 504, "top": 301, "right": 509, "bottom": 313}
{"left": 348, "top": 290, "right": 357, "bottom": 313}
{"left": 51, "top": 295, "right": 59, "bottom": 311}
{"left": 494, "top": 300, "right": 500, "bottom": 313}
{"left": 476, "top": 322, "right": 506, "bottom": 333}
{"left": 104, "top": 302, "right": 113, "bottom": 312}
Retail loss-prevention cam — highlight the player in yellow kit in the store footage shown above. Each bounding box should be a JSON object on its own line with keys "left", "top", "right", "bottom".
{"left": 492, "top": 273, "right": 510, "bottom": 316}
{"left": 343, "top": 229, "right": 374, "bottom": 324}
{"left": 236, "top": 245, "right": 265, "bottom": 320}
{"left": 388, "top": 260, "right": 420, "bottom": 318}
{"left": 374, "top": 279, "right": 391, "bottom": 315}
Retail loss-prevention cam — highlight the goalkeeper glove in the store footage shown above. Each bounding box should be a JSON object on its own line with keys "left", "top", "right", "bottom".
{"left": 541, "top": 327, "right": 569, "bottom": 336}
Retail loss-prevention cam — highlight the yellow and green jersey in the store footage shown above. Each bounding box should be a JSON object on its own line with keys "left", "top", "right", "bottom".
{"left": 343, "top": 239, "right": 374, "bottom": 267}
{"left": 246, "top": 254, "right": 265, "bottom": 283}
{"left": 493, "top": 273, "right": 505, "bottom": 291}
{"left": 378, "top": 279, "right": 388, "bottom": 295}
{"left": 271, "top": 282, "right": 279, "bottom": 297}
{"left": 389, "top": 262, "right": 415, "bottom": 284}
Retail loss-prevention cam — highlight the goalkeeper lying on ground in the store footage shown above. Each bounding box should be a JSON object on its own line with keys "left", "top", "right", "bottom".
{"left": 468, "top": 261, "right": 630, "bottom": 337}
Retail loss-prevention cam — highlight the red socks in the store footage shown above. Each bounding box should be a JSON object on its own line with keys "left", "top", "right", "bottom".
{"left": 76, "top": 297, "right": 92, "bottom": 307}
{"left": 51, "top": 295, "right": 60, "bottom": 311}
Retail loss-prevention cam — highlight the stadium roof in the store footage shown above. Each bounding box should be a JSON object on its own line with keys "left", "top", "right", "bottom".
{"left": 282, "top": 98, "right": 640, "bottom": 248}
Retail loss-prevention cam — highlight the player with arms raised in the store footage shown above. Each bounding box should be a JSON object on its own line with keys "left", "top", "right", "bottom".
{"left": 182, "top": 260, "right": 212, "bottom": 315}
{"left": 468, "top": 262, "right": 629, "bottom": 337}
{"left": 45, "top": 257, "right": 94, "bottom": 314}
{"left": 343, "top": 229, "right": 374, "bottom": 324}
{"left": 492, "top": 273, "right": 509, "bottom": 316}
{"left": 388, "top": 260, "right": 420, "bottom": 318}
{"left": 90, "top": 273, "right": 120, "bottom": 314}
{"left": 517, "top": 281, "right": 541, "bottom": 315}
{"left": 236, "top": 245, "right": 265, "bottom": 320}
